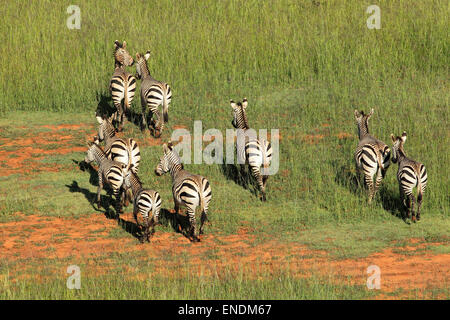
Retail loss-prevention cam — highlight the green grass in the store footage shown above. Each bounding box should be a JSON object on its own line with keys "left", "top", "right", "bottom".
{"left": 0, "top": 0, "right": 448, "bottom": 299}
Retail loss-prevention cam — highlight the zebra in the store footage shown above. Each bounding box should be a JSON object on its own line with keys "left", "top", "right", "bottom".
{"left": 110, "top": 40, "right": 137, "bottom": 131}
{"left": 123, "top": 167, "right": 162, "bottom": 243}
{"left": 391, "top": 132, "right": 427, "bottom": 222}
{"left": 84, "top": 141, "right": 127, "bottom": 215}
{"left": 94, "top": 112, "right": 140, "bottom": 207}
{"left": 135, "top": 51, "right": 172, "bottom": 138}
{"left": 155, "top": 142, "right": 211, "bottom": 242}
{"left": 354, "top": 109, "right": 391, "bottom": 203}
{"left": 230, "top": 98, "right": 273, "bottom": 201}
{"left": 95, "top": 112, "right": 141, "bottom": 174}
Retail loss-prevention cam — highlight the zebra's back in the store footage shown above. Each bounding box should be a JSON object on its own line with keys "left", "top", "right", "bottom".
{"left": 105, "top": 137, "right": 140, "bottom": 173}
{"left": 173, "top": 171, "right": 211, "bottom": 211}
{"left": 397, "top": 159, "right": 427, "bottom": 196}
{"left": 110, "top": 68, "right": 137, "bottom": 108}
{"left": 134, "top": 189, "right": 161, "bottom": 219}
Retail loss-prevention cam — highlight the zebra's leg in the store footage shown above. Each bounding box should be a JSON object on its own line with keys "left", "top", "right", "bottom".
{"left": 187, "top": 207, "right": 199, "bottom": 242}
{"left": 409, "top": 193, "right": 416, "bottom": 222}
{"left": 416, "top": 191, "right": 423, "bottom": 222}
{"left": 96, "top": 174, "right": 103, "bottom": 208}
{"left": 373, "top": 169, "right": 384, "bottom": 202}
{"left": 173, "top": 197, "right": 182, "bottom": 233}
{"left": 199, "top": 206, "right": 209, "bottom": 235}
{"left": 141, "top": 105, "right": 147, "bottom": 132}
{"left": 133, "top": 206, "right": 144, "bottom": 243}
{"left": 114, "top": 190, "right": 123, "bottom": 217}
{"left": 262, "top": 174, "right": 269, "bottom": 201}
{"left": 250, "top": 165, "right": 265, "bottom": 201}
{"left": 365, "top": 172, "right": 375, "bottom": 204}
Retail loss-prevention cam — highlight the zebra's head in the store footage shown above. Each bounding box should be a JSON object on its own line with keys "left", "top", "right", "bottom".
{"left": 135, "top": 51, "right": 151, "bottom": 80}
{"left": 155, "top": 142, "right": 182, "bottom": 176}
{"left": 390, "top": 131, "right": 407, "bottom": 163}
{"left": 84, "top": 141, "right": 98, "bottom": 164}
{"left": 230, "top": 98, "right": 249, "bottom": 129}
{"left": 95, "top": 112, "right": 116, "bottom": 142}
{"left": 114, "top": 40, "right": 134, "bottom": 67}
{"left": 354, "top": 108, "right": 373, "bottom": 137}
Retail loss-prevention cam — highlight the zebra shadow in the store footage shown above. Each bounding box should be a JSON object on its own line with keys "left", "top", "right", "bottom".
{"left": 220, "top": 163, "right": 260, "bottom": 197}
{"left": 95, "top": 91, "right": 115, "bottom": 119}
{"left": 378, "top": 185, "right": 406, "bottom": 221}
{"left": 70, "top": 159, "right": 119, "bottom": 219}
{"left": 65, "top": 180, "right": 118, "bottom": 219}
{"left": 332, "top": 160, "right": 362, "bottom": 196}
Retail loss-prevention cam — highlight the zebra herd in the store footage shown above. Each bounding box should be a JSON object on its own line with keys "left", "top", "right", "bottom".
{"left": 82, "top": 40, "right": 426, "bottom": 244}
{"left": 354, "top": 109, "right": 428, "bottom": 222}
{"left": 82, "top": 40, "right": 268, "bottom": 243}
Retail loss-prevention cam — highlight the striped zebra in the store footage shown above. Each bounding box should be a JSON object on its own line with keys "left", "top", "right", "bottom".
{"left": 135, "top": 51, "right": 172, "bottom": 138}
{"left": 123, "top": 167, "right": 162, "bottom": 243}
{"left": 95, "top": 113, "right": 141, "bottom": 174}
{"left": 155, "top": 143, "right": 211, "bottom": 242}
{"left": 391, "top": 132, "right": 427, "bottom": 222}
{"left": 354, "top": 109, "right": 391, "bottom": 203}
{"left": 84, "top": 141, "right": 127, "bottom": 215}
{"left": 110, "top": 40, "right": 137, "bottom": 131}
{"left": 230, "top": 98, "right": 273, "bottom": 201}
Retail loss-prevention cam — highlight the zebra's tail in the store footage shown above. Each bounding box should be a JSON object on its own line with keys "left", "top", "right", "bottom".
{"left": 123, "top": 80, "right": 129, "bottom": 111}
{"left": 199, "top": 189, "right": 205, "bottom": 214}
{"left": 162, "top": 85, "right": 169, "bottom": 123}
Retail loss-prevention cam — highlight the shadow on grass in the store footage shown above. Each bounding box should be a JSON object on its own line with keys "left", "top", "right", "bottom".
{"left": 379, "top": 185, "right": 406, "bottom": 222}
{"left": 220, "top": 163, "right": 258, "bottom": 197}
{"left": 332, "top": 160, "right": 362, "bottom": 195}
{"left": 332, "top": 160, "right": 407, "bottom": 223}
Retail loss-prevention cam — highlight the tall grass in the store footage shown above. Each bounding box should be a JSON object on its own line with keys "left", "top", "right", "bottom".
{"left": 0, "top": 0, "right": 447, "bottom": 114}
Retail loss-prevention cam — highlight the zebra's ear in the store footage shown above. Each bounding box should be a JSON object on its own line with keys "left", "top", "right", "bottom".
{"left": 114, "top": 40, "right": 121, "bottom": 48}
{"left": 144, "top": 51, "right": 151, "bottom": 60}
{"left": 401, "top": 131, "right": 407, "bottom": 142}
{"left": 242, "top": 98, "right": 248, "bottom": 109}
{"left": 163, "top": 143, "right": 169, "bottom": 153}
{"left": 368, "top": 108, "right": 374, "bottom": 118}
{"left": 390, "top": 134, "right": 396, "bottom": 142}
{"left": 230, "top": 100, "right": 237, "bottom": 109}
{"left": 122, "top": 41, "right": 127, "bottom": 49}
{"left": 354, "top": 109, "right": 360, "bottom": 118}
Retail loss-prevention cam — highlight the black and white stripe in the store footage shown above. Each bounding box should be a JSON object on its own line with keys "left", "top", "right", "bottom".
{"left": 354, "top": 109, "right": 390, "bottom": 203}
{"left": 123, "top": 168, "right": 161, "bottom": 242}
{"left": 155, "top": 143, "right": 211, "bottom": 242}
{"left": 95, "top": 114, "right": 140, "bottom": 174}
{"left": 135, "top": 51, "right": 172, "bottom": 137}
{"left": 84, "top": 141, "right": 126, "bottom": 214}
{"left": 109, "top": 40, "right": 137, "bottom": 131}
{"left": 391, "top": 132, "right": 427, "bottom": 222}
{"left": 230, "top": 98, "right": 273, "bottom": 201}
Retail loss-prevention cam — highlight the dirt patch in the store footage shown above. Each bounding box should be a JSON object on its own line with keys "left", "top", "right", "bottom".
{"left": 0, "top": 125, "right": 94, "bottom": 176}
{"left": 0, "top": 212, "right": 448, "bottom": 298}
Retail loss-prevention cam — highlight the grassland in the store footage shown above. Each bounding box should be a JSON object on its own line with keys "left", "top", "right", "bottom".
{"left": 0, "top": 0, "right": 449, "bottom": 299}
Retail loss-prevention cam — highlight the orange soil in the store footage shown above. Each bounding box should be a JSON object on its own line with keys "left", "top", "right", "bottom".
{"left": 0, "top": 125, "right": 92, "bottom": 177}
{"left": 1, "top": 212, "right": 448, "bottom": 298}
{"left": 0, "top": 123, "right": 448, "bottom": 299}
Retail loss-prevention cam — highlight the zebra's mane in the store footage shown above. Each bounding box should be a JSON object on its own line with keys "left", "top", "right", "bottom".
{"left": 129, "top": 170, "right": 143, "bottom": 186}
{"left": 90, "top": 142, "right": 107, "bottom": 156}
